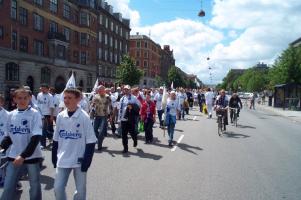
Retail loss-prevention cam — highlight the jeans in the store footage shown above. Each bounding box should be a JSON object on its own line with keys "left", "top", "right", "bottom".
{"left": 179, "top": 105, "right": 185, "bottom": 120}
{"left": 167, "top": 123, "right": 175, "bottom": 143}
{"left": 41, "top": 115, "right": 53, "bottom": 147}
{"left": 1, "top": 161, "right": 41, "bottom": 200}
{"left": 144, "top": 120, "right": 154, "bottom": 142}
{"left": 93, "top": 116, "right": 108, "bottom": 149}
{"left": 121, "top": 121, "right": 137, "bottom": 150}
{"left": 157, "top": 110, "right": 164, "bottom": 127}
{"left": 54, "top": 167, "right": 87, "bottom": 200}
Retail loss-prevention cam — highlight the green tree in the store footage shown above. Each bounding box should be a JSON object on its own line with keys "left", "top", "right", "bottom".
{"left": 155, "top": 75, "right": 165, "bottom": 87}
{"left": 236, "top": 68, "right": 269, "bottom": 92}
{"left": 269, "top": 45, "right": 301, "bottom": 86}
{"left": 167, "top": 66, "right": 186, "bottom": 88}
{"left": 220, "top": 69, "right": 245, "bottom": 90}
{"left": 117, "top": 55, "right": 143, "bottom": 86}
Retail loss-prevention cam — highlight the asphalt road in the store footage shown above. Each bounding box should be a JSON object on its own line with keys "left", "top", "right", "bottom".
{"left": 1, "top": 107, "right": 301, "bottom": 200}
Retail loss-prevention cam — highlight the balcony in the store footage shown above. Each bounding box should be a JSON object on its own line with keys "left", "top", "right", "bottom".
{"left": 48, "top": 32, "right": 67, "bottom": 42}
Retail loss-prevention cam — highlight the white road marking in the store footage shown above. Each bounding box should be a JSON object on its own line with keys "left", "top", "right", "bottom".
{"left": 171, "top": 134, "right": 185, "bottom": 152}
{"left": 193, "top": 116, "right": 197, "bottom": 121}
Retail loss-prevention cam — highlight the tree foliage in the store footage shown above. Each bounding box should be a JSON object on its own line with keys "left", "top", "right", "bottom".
{"left": 269, "top": 45, "right": 301, "bottom": 86}
{"left": 167, "top": 66, "right": 186, "bottom": 88}
{"left": 117, "top": 55, "right": 143, "bottom": 86}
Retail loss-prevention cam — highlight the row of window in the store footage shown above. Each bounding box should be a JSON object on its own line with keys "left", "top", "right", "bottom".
{"left": 99, "top": 14, "right": 129, "bottom": 39}
{"left": 98, "top": 66, "right": 116, "bottom": 78}
{"left": 98, "top": 31, "right": 127, "bottom": 50}
{"left": 11, "top": 31, "right": 44, "bottom": 55}
{"left": 136, "top": 51, "right": 149, "bottom": 58}
{"left": 136, "top": 60, "right": 151, "bottom": 68}
{"left": 97, "top": 48, "right": 123, "bottom": 64}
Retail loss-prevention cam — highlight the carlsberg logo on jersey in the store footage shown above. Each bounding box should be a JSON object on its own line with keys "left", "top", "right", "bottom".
{"left": 59, "top": 129, "right": 82, "bottom": 139}
{"left": 10, "top": 119, "right": 30, "bottom": 135}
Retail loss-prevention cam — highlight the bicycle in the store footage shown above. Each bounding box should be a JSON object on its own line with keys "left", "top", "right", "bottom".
{"left": 216, "top": 108, "right": 227, "bottom": 136}
{"left": 230, "top": 107, "right": 238, "bottom": 127}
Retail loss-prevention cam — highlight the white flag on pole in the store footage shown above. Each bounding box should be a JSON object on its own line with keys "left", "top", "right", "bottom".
{"left": 59, "top": 72, "right": 76, "bottom": 107}
{"left": 92, "top": 78, "right": 99, "bottom": 93}
{"left": 171, "top": 81, "right": 174, "bottom": 90}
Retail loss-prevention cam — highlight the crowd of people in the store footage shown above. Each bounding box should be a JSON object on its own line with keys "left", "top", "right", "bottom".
{"left": 0, "top": 83, "right": 247, "bottom": 199}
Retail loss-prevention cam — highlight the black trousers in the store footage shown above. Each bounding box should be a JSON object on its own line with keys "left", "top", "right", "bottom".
{"left": 121, "top": 121, "right": 137, "bottom": 150}
{"left": 144, "top": 120, "right": 154, "bottom": 142}
{"left": 230, "top": 107, "right": 240, "bottom": 120}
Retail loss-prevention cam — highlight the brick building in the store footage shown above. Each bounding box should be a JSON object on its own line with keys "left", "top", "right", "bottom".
{"left": 160, "top": 45, "right": 175, "bottom": 80}
{"left": 0, "top": 0, "right": 130, "bottom": 100}
{"left": 129, "top": 34, "right": 161, "bottom": 88}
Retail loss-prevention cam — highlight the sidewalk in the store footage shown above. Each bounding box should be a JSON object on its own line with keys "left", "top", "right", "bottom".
{"left": 255, "top": 102, "right": 301, "bottom": 123}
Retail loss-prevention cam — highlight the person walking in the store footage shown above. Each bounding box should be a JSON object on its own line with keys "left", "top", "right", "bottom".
{"left": 0, "top": 87, "right": 43, "bottom": 200}
{"left": 165, "top": 91, "right": 181, "bottom": 147}
{"left": 118, "top": 85, "right": 140, "bottom": 153}
{"left": 140, "top": 91, "right": 156, "bottom": 144}
{"left": 154, "top": 87, "right": 164, "bottom": 128}
{"left": 205, "top": 88, "right": 214, "bottom": 118}
{"left": 52, "top": 88, "right": 97, "bottom": 200}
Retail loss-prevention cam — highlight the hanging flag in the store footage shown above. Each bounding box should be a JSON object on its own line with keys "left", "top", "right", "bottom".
{"left": 92, "top": 78, "right": 99, "bottom": 93}
{"left": 171, "top": 81, "right": 174, "bottom": 90}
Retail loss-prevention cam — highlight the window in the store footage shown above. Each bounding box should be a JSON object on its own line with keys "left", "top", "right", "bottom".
{"left": 80, "top": 12, "right": 89, "bottom": 26}
{"left": 19, "top": 7, "right": 28, "bottom": 25}
{"left": 34, "top": 40, "right": 44, "bottom": 56}
{"left": 105, "top": 18, "right": 108, "bottom": 28}
{"left": 110, "top": 52, "right": 113, "bottom": 62}
{"left": 11, "top": 31, "right": 17, "bottom": 50}
{"left": 120, "top": 27, "right": 123, "bottom": 36}
{"left": 98, "top": 31, "right": 102, "bottom": 43}
{"left": 19, "top": 36, "right": 28, "bottom": 52}
{"left": 110, "top": 37, "right": 113, "bottom": 47}
{"left": 98, "top": 48, "right": 102, "bottom": 59}
{"left": 120, "top": 41, "right": 122, "bottom": 51}
{"left": 11, "top": 0, "right": 17, "bottom": 19}
{"left": 57, "top": 45, "right": 66, "bottom": 59}
{"left": 111, "top": 21, "right": 114, "bottom": 31}
{"left": 74, "top": 31, "right": 79, "bottom": 44}
{"left": 104, "top": 34, "right": 108, "bottom": 45}
{"left": 63, "top": 27, "right": 70, "bottom": 41}
{"left": 0, "top": 0, "right": 3, "bottom": 6}
{"left": 115, "top": 39, "right": 117, "bottom": 49}
{"left": 33, "top": 0, "right": 43, "bottom": 6}
{"left": 49, "top": 21, "right": 58, "bottom": 33}
{"left": 104, "top": 50, "right": 108, "bottom": 61}
{"left": 5, "top": 62, "right": 19, "bottom": 81}
{"left": 144, "top": 42, "right": 148, "bottom": 48}
{"left": 99, "top": 14, "right": 103, "bottom": 24}
{"left": 0, "top": 26, "right": 3, "bottom": 39}
{"left": 115, "top": 54, "right": 118, "bottom": 63}
{"left": 136, "top": 51, "right": 140, "bottom": 57}
{"left": 144, "top": 51, "right": 148, "bottom": 58}
{"left": 125, "top": 32, "right": 129, "bottom": 39}
{"left": 144, "top": 60, "right": 148, "bottom": 67}
{"left": 80, "top": 33, "right": 89, "bottom": 46}
{"left": 137, "top": 41, "right": 140, "bottom": 48}
{"left": 115, "top": 25, "right": 118, "bottom": 34}
{"left": 136, "top": 60, "right": 140, "bottom": 66}
{"left": 63, "top": 4, "right": 70, "bottom": 19}
{"left": 33, "top": 13, "right": 43, "bottom": 31}
{"left": 49, "top": 0, "right": 57, "bottom": 13}
{"left": 80, "top": 52, "right": 86, "bottom": 64}
{"left": 41, "top": 67, "right": 50, "bottom": 84}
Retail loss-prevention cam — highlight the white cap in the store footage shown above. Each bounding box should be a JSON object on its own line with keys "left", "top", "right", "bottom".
{"left": 124, "top": 85, "right": 131, "bottom": 90}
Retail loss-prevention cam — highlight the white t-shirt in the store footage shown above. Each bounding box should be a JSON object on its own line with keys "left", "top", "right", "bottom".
{"left": 0, "top": 108, "right": 9, "bottom": 157}
{"left": 205, "top": 91, "right": 214, "bottom": 105}
{"left": 52, "top": 94, "right": 61, "bottom": 117}
{"left": 7, "top": 107, "right": 43, "bottom": 160}
{"left": 110, "top": 94, "right": 117, "bottom": 108}
{"left": 118, "top": 94, "right": 140, "bottom": 122}
{"left": 177, "top": 92, "right": 187, "bottom": 105}
{"left": 79, "top": 98, "right": 89, "bottom": 113}
{"left": 154, "top": 93, "right": 163, "bottom": 110}
{"left": 166, "top": 99, "right": 181, "bottom": 116}
{"left": 53, "top": 108, "right": 97, "bottom": 168}
{"left": 37, "top": 92, "right": 54, "bottom": 116}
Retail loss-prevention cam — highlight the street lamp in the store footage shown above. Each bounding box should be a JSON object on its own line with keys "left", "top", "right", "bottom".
{"left": 198, "top": 0, "right": 206, "bottom": 17}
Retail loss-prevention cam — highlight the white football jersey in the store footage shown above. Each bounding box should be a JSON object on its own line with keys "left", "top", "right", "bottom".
{"left": 53, "top": 107, "right": 97, "bottom": 168}
{"left": 37, "top": 92, "right": 54, "bottom": 115}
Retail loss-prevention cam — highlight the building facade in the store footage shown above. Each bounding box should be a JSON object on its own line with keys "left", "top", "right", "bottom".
{"left": 160, "top": 45, "right": 175, "bottom": 80}
{"left": 129, "top": 34, "right": 161, "bottom": 88}
{"left": 0, "top": 0, "right": 130, "bottom": 100}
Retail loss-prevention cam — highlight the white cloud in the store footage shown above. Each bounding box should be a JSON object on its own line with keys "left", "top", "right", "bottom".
{"left": 105, "top": 0, "right": 140, "bottom": 27}
{"left": 106, "top": 0, "right": 301, "bottom": 84}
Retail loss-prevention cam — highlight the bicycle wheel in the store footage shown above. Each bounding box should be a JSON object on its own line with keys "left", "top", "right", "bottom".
{"left": 234, "top": 112, "right": 238, "bottom": 127}
{"left": 218, "top": 116, "right": 222, "bottom": 136}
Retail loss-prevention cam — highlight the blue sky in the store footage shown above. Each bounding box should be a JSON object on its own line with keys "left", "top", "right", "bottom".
{"left": 107, "top": 0, "right": 301, "bottom": 84}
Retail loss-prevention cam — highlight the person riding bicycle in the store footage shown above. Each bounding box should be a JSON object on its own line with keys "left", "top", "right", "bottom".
{"left": 229, "top": 92, "right": 243, "bottom": 123}
{"left": 215, "top": 89, "right": 229, "bottom": 130}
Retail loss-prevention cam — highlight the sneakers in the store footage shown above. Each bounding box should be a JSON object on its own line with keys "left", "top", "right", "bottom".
{"left": 133, "top": 140, "right": 138, "bottom": 147}
{"left": 122, "top": 148, "right": 128, "bottom": 153}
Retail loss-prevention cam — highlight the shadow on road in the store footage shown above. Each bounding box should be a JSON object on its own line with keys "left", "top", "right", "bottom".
{"left": 237, "top": 124, "right": 256, "bottom": 129}
{"left": 98, "top": 147, "right": 163, "bottom": 160}
{"left": 41, "top": 174, "right": 55, "bottom": 190}
{"left": 176, "top": 143, "right": 203, "bottom": 155}
{"left": 222, "top": 131, "right": 250, "bottom": 139}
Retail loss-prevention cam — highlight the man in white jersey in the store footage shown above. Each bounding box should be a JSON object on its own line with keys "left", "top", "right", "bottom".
{"left": 177, "top": 88, "right": 187, "bottom": 120}
{"left": 0, "top": 88, "right": 43, "bottom": 199}
{"left": 154, "top": 87, "right": 164, "bottom": 128}
{"left": 52, "top": 88, "right": 97, "bottom": 200}
{"left": 37, "top": 83, "right": 54, "bottom": 149}
{"left": 49, "top": 87, "right": 61, "bottom": 121}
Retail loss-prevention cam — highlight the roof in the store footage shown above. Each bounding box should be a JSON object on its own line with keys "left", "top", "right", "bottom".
{"left": 291, "top": 37, "right": 301, "bottom": 47}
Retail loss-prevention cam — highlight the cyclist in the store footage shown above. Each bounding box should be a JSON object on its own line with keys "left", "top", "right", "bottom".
{"left": 229, "top": 92, "right": 243, "bottom": 123}
{"left": 215, "top": 89, "right": 229, "bottom": 131}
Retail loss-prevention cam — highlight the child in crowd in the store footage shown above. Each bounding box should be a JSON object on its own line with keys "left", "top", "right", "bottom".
{"left": 0, "top": 87, "right": 43, "bottom": 200}
{"left": 52, "top": 88, "right": 97, "bottom": 200}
